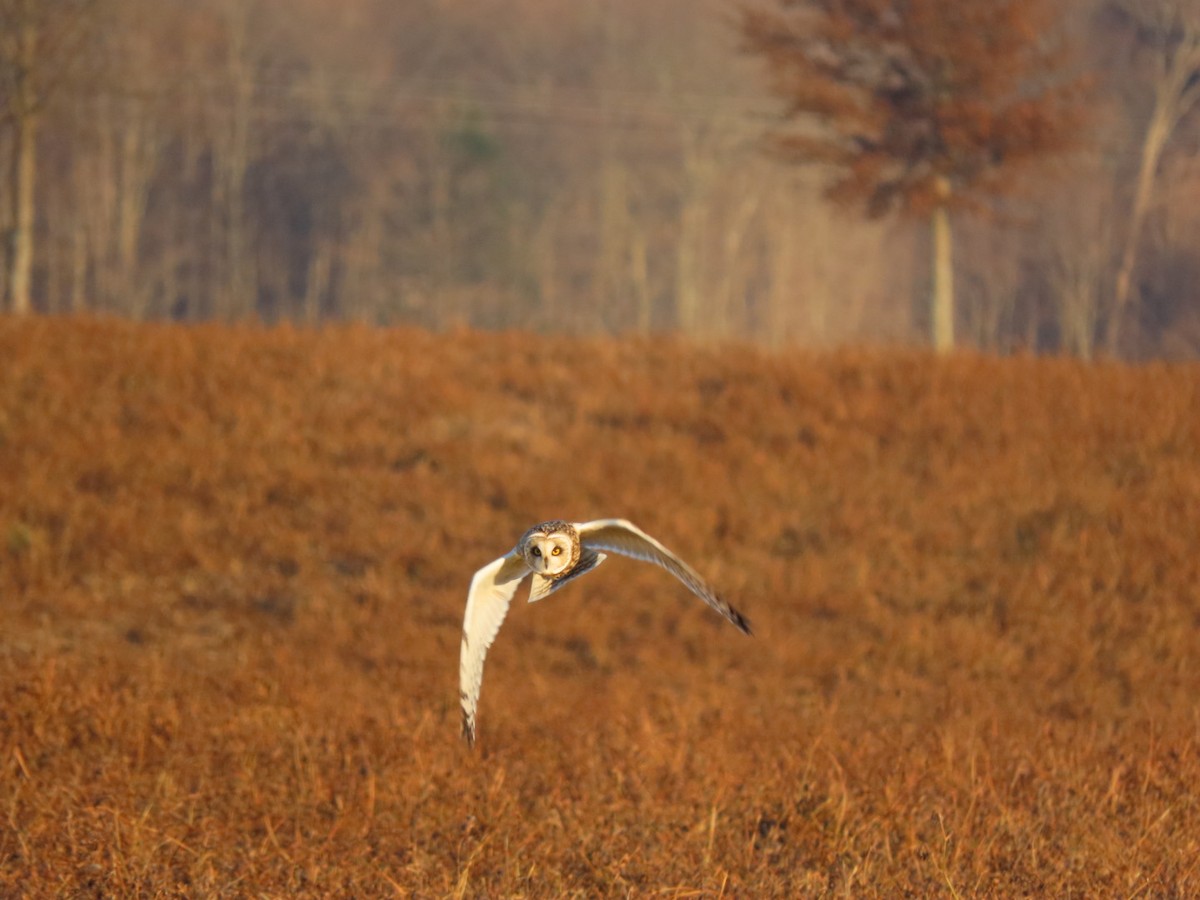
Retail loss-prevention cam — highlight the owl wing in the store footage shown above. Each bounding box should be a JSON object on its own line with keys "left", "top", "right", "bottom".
{"left": 576, "top": 519, "right": 752, "bottom": 635}
{"left": 459, "top": 550, "right": 531, "bottom": 747}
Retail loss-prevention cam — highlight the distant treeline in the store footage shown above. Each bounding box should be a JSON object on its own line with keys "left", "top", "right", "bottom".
{"left": 2, "top": 0, "right": 1198, "bottom": 359}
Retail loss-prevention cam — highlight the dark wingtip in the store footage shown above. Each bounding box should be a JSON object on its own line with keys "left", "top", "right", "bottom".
{"left": 732, "top": 610, "right": 753, "bottom": 636}
{"left": 461, "top": 712, "right": 477, "bottom": 749}
{"left": 715, "top": 595, "right": 753, "bottom": 638}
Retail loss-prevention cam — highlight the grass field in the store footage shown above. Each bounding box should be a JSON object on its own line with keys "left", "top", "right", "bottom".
{"left": 3, "top": 316, "right": 1200, "bottom": 897}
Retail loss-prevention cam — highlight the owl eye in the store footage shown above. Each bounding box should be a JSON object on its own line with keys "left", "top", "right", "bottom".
{"left": 551, "top": 546, "right": 562, "bottom": 556}
{"left": 531, "top": 546, "right": 542, "bottom": 557}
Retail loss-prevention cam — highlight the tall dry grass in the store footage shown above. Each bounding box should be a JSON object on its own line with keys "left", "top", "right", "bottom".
{"left": 2, "top": 316, "right": 1199, "bottom": 896}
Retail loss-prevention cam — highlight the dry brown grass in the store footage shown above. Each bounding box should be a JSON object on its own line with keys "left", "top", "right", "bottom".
{"left": 2, "top": 316, "right": 1200, "bottom": 897}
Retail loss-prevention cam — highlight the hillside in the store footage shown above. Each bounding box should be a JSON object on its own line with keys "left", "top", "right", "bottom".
{"left": 2, "top": 316, "right": 1200, "bottom": 896}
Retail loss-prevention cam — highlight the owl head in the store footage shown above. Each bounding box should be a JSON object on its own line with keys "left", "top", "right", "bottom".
{"left": 521, "top": 522, "right": 578, "bottom": 576}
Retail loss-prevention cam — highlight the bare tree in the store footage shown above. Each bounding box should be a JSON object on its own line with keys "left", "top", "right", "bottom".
{"left": 1106, "top": 0, "right": 1200, "bottom": 354}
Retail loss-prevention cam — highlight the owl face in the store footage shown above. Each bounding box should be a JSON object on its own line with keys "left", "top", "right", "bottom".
{"left": 522, "top": 528, "right": 577, "bottom": 576}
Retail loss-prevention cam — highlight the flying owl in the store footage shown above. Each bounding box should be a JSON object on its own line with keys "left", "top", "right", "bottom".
{"left": 458, "top": 518, "right": 752, "bottom": 747}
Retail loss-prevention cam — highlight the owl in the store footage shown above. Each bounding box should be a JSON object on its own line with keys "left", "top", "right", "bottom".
{"left": 458, "top": 518, "right": 752, "bottom": 747}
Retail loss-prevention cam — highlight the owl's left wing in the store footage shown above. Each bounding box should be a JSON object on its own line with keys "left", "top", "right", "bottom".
{"left": 460, "top": 550, "right": 530, "bottom": 747}
{"left": 576, "top": 519, "right": 752, "bottom": 635}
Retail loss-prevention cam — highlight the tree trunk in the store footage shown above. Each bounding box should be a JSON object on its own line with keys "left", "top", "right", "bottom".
{"left": 428, "top": 97, "right": 454, "bottom": 314}
{"left": 70, "top": 220, "right": 88, "bottom": 314}
{"left": 715, "top": 180, "right": 762, "bottom": 337}
{"left": 931, "top": 192, "right": 954, "bottom": 353}
{"left": 303, "top": 242, "right": 333, "bottom": 325}
{"left": 630, "top": 226, "right": 650, "bottom": 334}
{"left": 6, "top": 18, "right": 38, "bottom": 315}
{"left": 1108, "top": 97, "right": 1172, "bottom": 356}
{"left": 598, "top": 158, "right": 625, "bottom": 316}
{"left": 765, "top": 198, "right": 798, "bottom": 347}
{"left": 531, "top": 198, "right": 560, "bottom": 328}
{"left": 116, "top": 120, "right": 149, "bottom": 314}
{"left": 224, "top": 8, "right": 252, "bottom": 320}
{"left": 675, "top": 199, "right": 701, "bottom": 334}
{"left": 675, "top": 127, "right": 709, "bottom": 335}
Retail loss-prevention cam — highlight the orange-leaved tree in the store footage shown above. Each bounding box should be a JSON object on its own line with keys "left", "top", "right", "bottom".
{"left": 740, "top": 0, "right": 1084, "bottom": 352}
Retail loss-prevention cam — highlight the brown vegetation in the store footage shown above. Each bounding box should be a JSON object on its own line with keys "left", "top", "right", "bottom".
{"left": 3, "top": 316, "right": 1200, "bottom": 896}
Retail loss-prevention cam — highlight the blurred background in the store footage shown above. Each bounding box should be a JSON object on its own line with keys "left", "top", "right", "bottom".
{"left": 1, "top": 0, "right": 1198, "bottom": 358}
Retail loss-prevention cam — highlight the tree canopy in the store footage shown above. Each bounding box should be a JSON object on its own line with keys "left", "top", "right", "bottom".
{"left": 740, "top": 0, "right": 1085, "bottom": 217}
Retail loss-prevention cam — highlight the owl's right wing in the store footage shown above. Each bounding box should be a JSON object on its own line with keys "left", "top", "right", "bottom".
{"left": 459, "top": 550, "right": 530, "bottom": 748}
{"left": 577, "top": 518, "right": 752, "bottom": 635}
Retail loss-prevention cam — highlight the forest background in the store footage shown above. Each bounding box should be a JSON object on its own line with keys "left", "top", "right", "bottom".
{"left": 2, "top": 0, "right": 1200, "bottom": 359}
